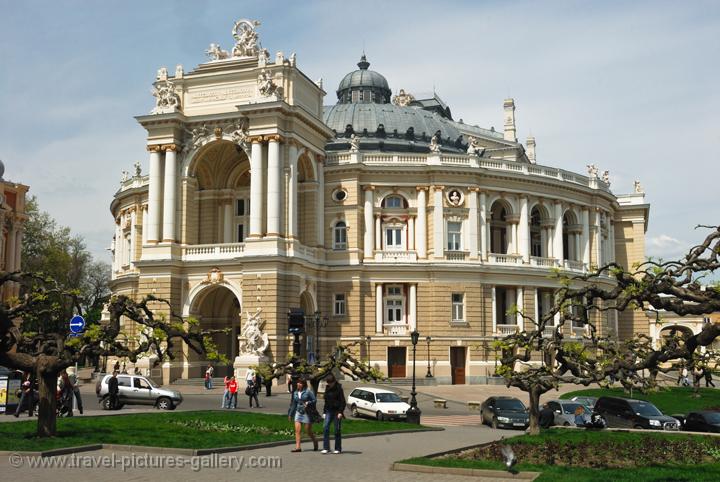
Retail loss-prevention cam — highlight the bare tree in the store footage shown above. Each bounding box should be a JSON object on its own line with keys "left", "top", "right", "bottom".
{"left": 496, "top": 225, "right": 720, "bottom": 434}
{"left": 0, "top": 272, "right": 223, "bottom": 437}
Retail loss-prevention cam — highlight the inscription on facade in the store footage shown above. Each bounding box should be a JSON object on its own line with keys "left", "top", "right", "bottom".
{"left": 189, "top": 86, "right": 254, "bottom": 104}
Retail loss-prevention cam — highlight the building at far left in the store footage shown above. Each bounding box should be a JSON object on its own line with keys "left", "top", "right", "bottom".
{"left": 0, "top": 160, "right": 29, "bottom": 301}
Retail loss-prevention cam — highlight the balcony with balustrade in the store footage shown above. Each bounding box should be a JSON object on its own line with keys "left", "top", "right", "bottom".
{"left": 384, "top": 323, "right": 408, "bottom": 336}
{"left": 495, "top": 324, "right": 519, "bottom": 336}
{"left": 373, "top": 250, "right": 418, "bottom": 263}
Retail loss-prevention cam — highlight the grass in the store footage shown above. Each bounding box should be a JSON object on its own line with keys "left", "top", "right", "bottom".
{"left": 0, "top": 410, "right": 423, "bottom": 451}
{"left": 400, "top": 456, "right": 720, "bottom": 481}
{"left": 399, "top": 430, "right": 720, "bottom": 482}
{"left": 560, "top": 386, "right": 720, "bottom": 414}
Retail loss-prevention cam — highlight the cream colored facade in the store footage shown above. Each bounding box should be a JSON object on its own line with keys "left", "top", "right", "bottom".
{"left": 109, "top": 20, "right": 650, "bottom": 383}
{"left": 0, "top": 168, "right": 29, "bottom": 301}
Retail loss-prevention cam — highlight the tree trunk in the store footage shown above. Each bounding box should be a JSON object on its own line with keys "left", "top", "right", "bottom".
{"left": 527, "top": 385, "right": 542, "bottom": 436}
{"left": 36, "top": 363, "right": 58, "bottom": 438}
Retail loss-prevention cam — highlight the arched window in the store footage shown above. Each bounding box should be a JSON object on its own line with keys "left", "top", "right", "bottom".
{"left": 382, "top": 195, "right": 407, "bottom": 209}
{"left": 333, "top": 221, "right": 347, "bottom": 250}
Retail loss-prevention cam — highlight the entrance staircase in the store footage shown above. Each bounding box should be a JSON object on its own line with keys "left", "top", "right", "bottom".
{"left": 378, "top": 377, "right": 438, "bottom": 387}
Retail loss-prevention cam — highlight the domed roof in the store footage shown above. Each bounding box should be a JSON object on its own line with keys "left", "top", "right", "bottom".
{"left": 336, "top": 54, "right": 391, "bottom": 104}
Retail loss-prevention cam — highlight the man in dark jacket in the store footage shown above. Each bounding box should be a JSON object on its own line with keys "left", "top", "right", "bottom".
{"left": 321, "top": 374, "right": 346, "bottom": 454}
{"left": 107, "top": 371, "right": 120, "bottom": 410}
{"left": 539, "top": 403, "right": 555, "bottom": 429}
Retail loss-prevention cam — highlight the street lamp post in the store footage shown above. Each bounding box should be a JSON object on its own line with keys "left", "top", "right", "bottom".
{"left": 365, "top": 336, "right": 372, "bottom": 364}
{"left": 425, "top": 336, "right": 432, "bottom": 377}
{"left": 407, "top": 330, "right": 422, "bottom": 424}
{"left": 314, "top": 310, "right": 320, "bottom": 362}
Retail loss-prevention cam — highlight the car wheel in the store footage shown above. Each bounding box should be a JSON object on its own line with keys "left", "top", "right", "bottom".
{"left": 157, "top": 397, "right": 174, "bottom": 410}
{"left": 351, "top": 404, "right": 360, "bottom": 418}
{"left": 563, "top": 422, "right": 570, "bottom": 427}
{"left": 491, "top": 416, "right": 499, "bottom": 429}
{"left": 633, "top": 425, "right": 644, "bottom": 430}
{"left": 101, "top": 397, "right": 111, "bottom": 410}
{"left": 376, "top": 411, "right": 384, "bottom": 421}
{"left": 480, "top": 410, "right": 485, "bottom": 425}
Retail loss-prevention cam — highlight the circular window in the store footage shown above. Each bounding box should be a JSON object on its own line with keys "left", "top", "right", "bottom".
{"left": 332, "top": 189, "right": 348, "bottom": 202}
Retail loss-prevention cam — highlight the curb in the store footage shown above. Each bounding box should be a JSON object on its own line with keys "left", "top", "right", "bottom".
{"left": 0, "top": 426, "right": 441, "bottom": 457}
{"left": 392, "top": 462, "right": 540, "bottom": 480}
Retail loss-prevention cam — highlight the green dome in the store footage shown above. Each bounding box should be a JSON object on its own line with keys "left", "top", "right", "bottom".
{"left": 336, "top": 54, "right": 391, "bottom": 104}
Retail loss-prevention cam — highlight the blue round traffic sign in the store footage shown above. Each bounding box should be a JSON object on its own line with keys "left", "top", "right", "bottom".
{"left": 69, "top": 315, "right": 86, "bottom": 334}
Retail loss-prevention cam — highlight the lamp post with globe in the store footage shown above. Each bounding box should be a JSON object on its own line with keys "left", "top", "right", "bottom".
{"left": 406, "top": 330, "right": 422, "bottom": 424}
{"left": 425, "top": 336, "right": 432, "bottom": 377}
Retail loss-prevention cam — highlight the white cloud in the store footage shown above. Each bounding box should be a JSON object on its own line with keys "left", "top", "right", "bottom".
{"left": 646, "top": 234, "right": 689, "bottom": 260}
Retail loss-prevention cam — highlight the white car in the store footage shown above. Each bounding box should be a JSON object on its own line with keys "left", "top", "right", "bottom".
{"left": 348, "top": 387, "right": 411, "bottom": 421}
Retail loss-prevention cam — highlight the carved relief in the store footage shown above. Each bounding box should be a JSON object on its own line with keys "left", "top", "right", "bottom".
{"left": 151, "top": 79, "right": 181, "bottom": 114}
{"left": 258, "top": 69, "right": 283, "bottom": 99}
{"left": 392, "top": 89, "right": 415, "bottom": 107}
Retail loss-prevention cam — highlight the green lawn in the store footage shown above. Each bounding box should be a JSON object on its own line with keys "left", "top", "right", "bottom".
{"left": 560, "top": 386, "right": 720, "bottom": 414}
{"left": 399, "top": 430, "right": 720, "bottom": 482}
{"left": 0, "top": 410, "right": 423, "bottom": 451}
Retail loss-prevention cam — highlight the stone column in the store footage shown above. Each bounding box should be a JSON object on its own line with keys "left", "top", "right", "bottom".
{"left": 574, "top": 231, "right": 581, "bottom": 262}
{"left": 146, "top": 145, "right": 163, "bottom": 243}
{"left": 468, "top": 188, "right": 479, "bottom": 259}
{"left": 287, "top": 143, "right": 299, "bottom": 239}
{"left": 14, "top": 228, "right": 23, "bottom": 273}
{"left": 363, "top": 186, "right": 374, "bottom": 259}
{"left": 266, "top": 135, "right": 281, "bottom": 236}
{"left": 479, "top": 191, "right": 488, "bottom": 260}
{"left": 375, "top": 215, "right": 381, "bottom": 251}
{"left": 315, "top": 156, "right": 325, "bottom": 247}
{"left": 162, "top": 144, "right": 178, "bottom": 242}
{"left": 223, "top": 200, "right": 234, "bottom": 242}
{"left": 375, "top": 283, "right": 383, "bottom": 333}
{"left": 516, "top": 287, "right": 524, "bottom": 330}
{"left": 141, "top": 205, "right": 148, "bottom": 246}
{"left": 595, "top": 209, "right": 603, "bottom": 267}
{"left": 113, "top": 220, "right": 121, "bottom": 271}
{"left": 249, "top": 137, "right": 264, "bottom": 238}
{"left": 519, "top": 196, "right": 529, "bottom": 262}
{"left": 432, "top": 186, "right": 444, "bottom": 259}
{"left": 416, "top": 187, "right": 427, "bottom": 258}
{"left": 409, "top": 284, "right": 417, "bottom": 331}
{"left": 581, "top": 208, "right": 590, "bottom": 266}
{"left": 130, "top": 208, "right": 137, "bottom": 264}
{"left": 491, "top": 286, "right": 497, "bottom": 333}
{"left": 6, "top": 225, "right": 16, "bottom": 272}
{"left": 540, "top": 227, "right": 548, "bottom": 258}
{"left": 505, "top": 223, "right": 514, "bottom": 254}
{"left": 553, "top": 201, "right": 564, "bottom": 262}
{"left": 608, "top": 220, "right": 615, "bottom": 263}
{"left": 408, "top": 216, "right": 415, "bottom": 251}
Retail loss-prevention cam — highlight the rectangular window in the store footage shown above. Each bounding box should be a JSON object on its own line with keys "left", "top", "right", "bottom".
{"left": 334, "top": 294, "right": 346, "bottom": 316}
{"left": 124, "top": 234, "right": 131, "bottom": 265}
{"left": 236, "top": 199, "right": 246, "bottom": 216}
{"left": 447, "top": 222, "right": 462, "bottom": 251}
{"left": 237, "top": 224, "right": 244, "bottom": 242}
{"left": 385, "top": 227, "right": 403, "bottom": 249}
{"left": 385, "top": 285, "right": 404, "bottom": 324}
{"left": 451, "top": 293, "right": 464, "bottom": 322}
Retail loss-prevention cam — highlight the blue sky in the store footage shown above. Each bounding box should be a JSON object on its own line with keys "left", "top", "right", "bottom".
{"left": 1, "top": 0, "right": 718, "bottom": 263}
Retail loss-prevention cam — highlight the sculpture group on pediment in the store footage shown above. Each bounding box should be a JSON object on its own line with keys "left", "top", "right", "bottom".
{"left": 151, "top": 80, "right": 181, "bottom": 114}
{"left": 156, "top": 67, "right": 168, "bottom": 81}
{"left": 205, "top": 43, "right": 230, "bottom": 61}
{"left": 429, "top": 133, "right": 441, "bottom": 153}
{"left": 134, "top": 161, "right": 142, "bottom": 177}
{"left": 184, "top": 124, "right": 210, "bottom": 151}
{"left": 634, "top": 180, "right": 644, "bottom": 193}
{"left": 229, "top": 119, "right": 249, "bottom": 150}
{"left": 232, "top": 19, "right": 261, "bottom": 58}
{"left": 349, "top": 134, "right": 360, "bottom": 152}
{"left": 392, "top": 89, "right": 415, "bottom": 107}
{"left": 258, "top": 69, "right": 283, "bottom": 99}
{"left": 586, "top": 164, "right": 599, "bottom": 178}
{"left": 601, "top": 170, "right": 610, "bottom": 185}
{"left": 466, "top": 136, "right": 485, "bottom": 156}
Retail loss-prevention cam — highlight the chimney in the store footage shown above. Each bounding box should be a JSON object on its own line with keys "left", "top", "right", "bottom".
{"left": 526, "top": 136, "right": 536, "bottom": 163}
{"left": 503, "top": 98, "right": 516, "bottom": 142}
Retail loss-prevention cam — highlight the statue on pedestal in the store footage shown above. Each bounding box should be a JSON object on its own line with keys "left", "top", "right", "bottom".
{"left": 238, "top": 309, "right": 269, "bottom": 357}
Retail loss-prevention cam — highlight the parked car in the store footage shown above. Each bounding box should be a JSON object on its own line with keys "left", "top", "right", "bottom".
{"left": 570, "top": 396, "right": 598, "bottom": 410}
{"left": 95, "top": 374, "right": 182, "bottom": 410}
{"left": 348, "top": 387, "right": 410, "bottom": 421}
{"left": 593, "top": 396, "right": 679, "bottom": 430}
{"left": 547, "top": 399, "right": 590, "bottom": 426}
{"left": 480, "top": 396, "right": 529, "bottom": 429}
{"left": 683, "top": 411, "right": 720, "bottom": 433}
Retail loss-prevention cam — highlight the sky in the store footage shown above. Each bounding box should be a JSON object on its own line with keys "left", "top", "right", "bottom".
{"left": 1, "top": 0, "right": 718, "bottom": 264}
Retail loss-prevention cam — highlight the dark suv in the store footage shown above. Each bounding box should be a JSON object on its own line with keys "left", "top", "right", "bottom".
{"left": 594, "top": 396, "right": 679, "bottom": 430}
{"left": 480, "top": 396, "right": 529, "bottom": 429}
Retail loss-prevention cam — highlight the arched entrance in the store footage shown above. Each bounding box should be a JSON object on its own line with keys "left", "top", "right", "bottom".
{"left": 188, "top": 284, "right": 241, "bottom": 377}
{"left": 299, "top": 291, "right": 315, "bottom": 361}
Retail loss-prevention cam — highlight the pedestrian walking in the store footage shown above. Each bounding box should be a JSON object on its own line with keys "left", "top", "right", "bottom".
{"left": 321, "top": 374, "right": 345, "bottom": 454}
{"left": 288, "top": 379, "right": 319, "bottom": 452}
{"left": 205, "top": 364, "right": 214, "bottom": 390}
{"left": 539, "top": 403, "right": 555, "bottom": 429}
{"left": 108, "top": 371, "right": 120, "bottom": 410}
{"left": 59, "top": 370, "right": 74, "bottom": 417}
{"left": 67, "top": 368, "right": 83, "bottom": 414}
{"left": 222, "top": 375, "right": 231, "bottom": 408}
{"left": 680, "top": 367, "right": 690, "bottom": 387}
{"left": 703, "top": 368, "right": 715, "bottom": 388}
{"left": 247, "top": 374, "right": 261, "bottom": 408}
{"left": 14, "top": 379, "right": 35, "bottom": 418}
{"left": 113, "top": 360, "right": 120, "bottom": 373}
{"left": 228, "top": 376, "right": 238, "bottom": 409}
